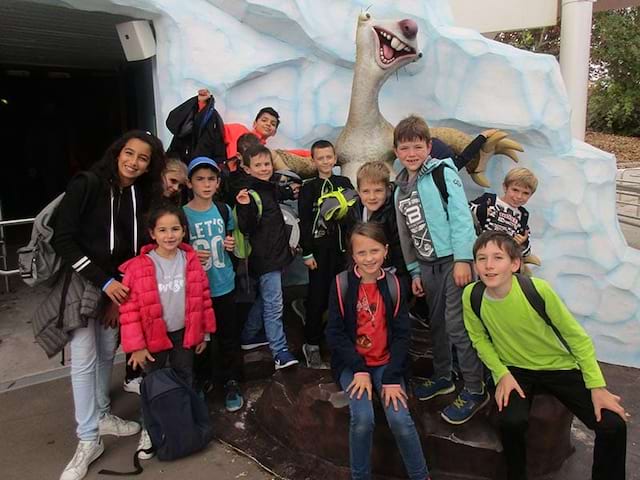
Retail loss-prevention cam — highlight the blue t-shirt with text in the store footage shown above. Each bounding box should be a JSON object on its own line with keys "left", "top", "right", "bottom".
{"left": 183, "top": 203, "right": 235, "bottom": 297}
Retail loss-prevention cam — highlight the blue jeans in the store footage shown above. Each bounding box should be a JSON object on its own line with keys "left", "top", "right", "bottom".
{"left": 70, "top": 317, "right": 118, "bottom": 441}
{"left": 339, "top": 366, "right": 428, "bottom": 480}
{"left": 243, "top": 270, "right": 287, "bottom": 356}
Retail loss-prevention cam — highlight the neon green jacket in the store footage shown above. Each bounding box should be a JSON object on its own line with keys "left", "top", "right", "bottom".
{"left": 462, "top": 276, "right": 605, "bottom": 389}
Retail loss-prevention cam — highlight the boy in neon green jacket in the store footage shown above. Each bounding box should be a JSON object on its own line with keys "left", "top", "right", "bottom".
{"left": 462, "top": 231, "right": 627, "bottom": 480}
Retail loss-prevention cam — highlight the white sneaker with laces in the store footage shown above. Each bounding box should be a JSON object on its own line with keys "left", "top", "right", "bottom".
{"left": 123, "top": 377, "right": 142, "bottom": 395}
{"left": 136, "top": 429, "right": 155, "bottom": 460}
{"left": 59, "top": 439, "right": 104, "bottom": 480}
{"left": 98, "top": 413, "right": 141, "bottom": 437}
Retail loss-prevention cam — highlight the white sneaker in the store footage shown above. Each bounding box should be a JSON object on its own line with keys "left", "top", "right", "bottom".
{"left": 59, "top": 439, "right": 104, "bottom": 480}
{"left": 98, "top": 413, "right": 141, "bottom": 437}
{"left": 136, "top": 429, "right": 155, "bottom": 460}
{"left": 123, "top": 377, "right": 142, "bottom": 395}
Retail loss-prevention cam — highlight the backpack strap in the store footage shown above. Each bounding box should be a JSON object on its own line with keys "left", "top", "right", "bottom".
{"left": 469, "top": 281, "right": 493, "bottom": 342}
{"left": 336, "top": 271, "right": 349, "bottom": 318}
{"left": 431, "top": 163, "right": 449, "bottom": 220}
{"left": 336, "top": 270, "right": 401, "bottom": 319}
{"left": 432, "top": 163, "right": 449, "bottom": 203}
{"left": 214, "top": 200, "right": 230, "bottom": 234}
{"left": 514, "top": 274, "right": 573, "bottom": 355}
{"left": 98, "top": 449, "right": 146, "bottom": 476}
{"left": 384, "top": 272, "right": 401, "bottom": 318}
{"left": 198, "top": 99, "right": 216, "bottom": 137}
{"left": 248, "top": 189, "right": 263, "bottom": 220}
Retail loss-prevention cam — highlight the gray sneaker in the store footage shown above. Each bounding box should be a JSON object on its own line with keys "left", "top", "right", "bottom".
{"left": 302, "top": 343, "right": 329, "bottom": 369}
{"left": 292, "top": 298, "right": 306, "bottom": 325}
{"left": 98, "top": 413, "right": 140, "bottom": 437}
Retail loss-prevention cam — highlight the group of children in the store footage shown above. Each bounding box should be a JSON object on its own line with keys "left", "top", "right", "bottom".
{"left": 56, "top": 105, "right": 627, "bottom": 480}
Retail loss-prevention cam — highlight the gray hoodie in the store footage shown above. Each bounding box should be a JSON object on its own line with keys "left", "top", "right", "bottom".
{"left": 394, "top": 161, "right": 436, "bottom": 266}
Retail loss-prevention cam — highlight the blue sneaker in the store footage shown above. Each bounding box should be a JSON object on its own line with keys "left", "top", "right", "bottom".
{"left": 274, "top": 350, "right": 299, "bottom": 370}
{"left": 414, "top": 377, "right": 455, "bottom": 401}
{"left": 224, "top": 380, "right": 244, "bottom": 413}
{"left": 241, "top": 332, "right": 269, "bottom": 351}
{"left": 441, "top": 388, "right": 490, "bottom": 425}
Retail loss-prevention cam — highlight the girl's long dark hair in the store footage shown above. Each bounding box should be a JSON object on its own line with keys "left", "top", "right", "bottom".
{"left": 91, "top": 130, "right": 166, "bottom": 205}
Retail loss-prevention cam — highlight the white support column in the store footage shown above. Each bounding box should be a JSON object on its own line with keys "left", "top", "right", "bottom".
{"left": 559, "top": 0, "right": 596, "bottom": 141}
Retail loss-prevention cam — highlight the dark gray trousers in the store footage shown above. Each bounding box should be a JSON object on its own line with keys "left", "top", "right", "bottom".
{"left": 419, "top": 259, "right": 483, "bottom": 392}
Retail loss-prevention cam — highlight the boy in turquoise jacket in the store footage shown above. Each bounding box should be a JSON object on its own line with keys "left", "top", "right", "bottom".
{"left": 394, "top": 115, "right": 488, "bottom": 424}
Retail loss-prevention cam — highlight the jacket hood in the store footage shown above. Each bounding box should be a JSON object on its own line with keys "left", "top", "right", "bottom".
{"left": 395, "top": 156, "right": 455, "bottom": 185}
{"left": 119, "top": 242, "right": 194, "bottom": 273}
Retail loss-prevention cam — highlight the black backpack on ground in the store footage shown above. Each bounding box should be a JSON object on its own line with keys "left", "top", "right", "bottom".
{"left": 142, "top": 368, "right": 212, "bottom": 461}
{"left": 99, "top": 368, "right": 212, "bottom": 476}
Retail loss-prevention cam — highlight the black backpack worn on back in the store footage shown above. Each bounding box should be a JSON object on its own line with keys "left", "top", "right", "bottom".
{"left": 470, "top": 273, "right": 573, "bottom": 355}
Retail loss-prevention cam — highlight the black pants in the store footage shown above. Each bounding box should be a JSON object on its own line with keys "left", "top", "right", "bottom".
{"left": 194, "top": 291, "right": 244, "bottom": 385}
{"left": 125, "top": 353, "right": 139, "bottom": 381}
{"left": 499, "top": 367, "right": 626, "bottom": 480}
{"left": 144, "top": 329, "right": 194, "bottom": 387}
{"left": 305, "top": 247, "right": 345, "bottom": 346}
{"left": 212, "top": 290, "right": 243, "bottom": 383}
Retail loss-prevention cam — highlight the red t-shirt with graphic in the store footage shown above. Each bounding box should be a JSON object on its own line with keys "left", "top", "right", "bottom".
{"left": 355, "top": 283, "right": 389, "bottom": 366}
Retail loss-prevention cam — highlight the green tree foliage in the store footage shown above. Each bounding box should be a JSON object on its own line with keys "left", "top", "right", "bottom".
{"left": 494, "top": 26, "right": 560, "bottom": 58}
{"left": 495, "top": 8, "right": 640, "bottom": 136}
{"left": 588, "top": 8, "right": 640, "bottom": 136}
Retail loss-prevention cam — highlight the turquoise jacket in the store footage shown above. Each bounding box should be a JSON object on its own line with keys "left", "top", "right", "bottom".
{"left": 394, "top": 158, "right": 476, "bottom": 278}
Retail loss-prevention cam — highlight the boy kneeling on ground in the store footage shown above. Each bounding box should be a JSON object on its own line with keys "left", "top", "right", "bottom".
{"left": 462, "top": 231, "right": 627, "bottom": 480}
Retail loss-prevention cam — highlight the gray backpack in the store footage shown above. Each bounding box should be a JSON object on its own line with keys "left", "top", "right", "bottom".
{"left": 17, "top": 172, "right": 98, "bottom": 287}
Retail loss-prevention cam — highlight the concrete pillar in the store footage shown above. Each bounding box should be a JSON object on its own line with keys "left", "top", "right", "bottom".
{"left": 559, "top": 0, "right": 596, "bottom": 141}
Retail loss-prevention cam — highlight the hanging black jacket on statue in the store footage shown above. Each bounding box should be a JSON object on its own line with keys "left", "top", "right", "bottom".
{"left": 166, "top": 95, "right": 226, "bottom": 163}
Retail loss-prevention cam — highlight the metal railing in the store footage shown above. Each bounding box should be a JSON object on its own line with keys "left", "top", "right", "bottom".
{"left": 616, "top": 178, "right": 640, "bottom": 227}
{"left": 0, "top": 201, "right": 35, "bottom": 293}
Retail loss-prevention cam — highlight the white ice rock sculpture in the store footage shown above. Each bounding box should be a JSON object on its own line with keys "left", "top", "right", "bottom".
{"left": 53, "top": 0, "right": 640, "bottom": 367}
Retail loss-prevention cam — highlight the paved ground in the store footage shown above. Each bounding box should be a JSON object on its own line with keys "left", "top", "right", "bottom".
{"left": 0, "top": 359, "right": 638, "bottom": 480}
{"left": 0, "top": 363, "right": 273, "bottom": 480}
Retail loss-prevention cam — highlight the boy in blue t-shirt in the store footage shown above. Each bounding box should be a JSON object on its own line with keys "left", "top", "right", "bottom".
{"left": 183, "top": 157, "right": 243, "bottom": 412}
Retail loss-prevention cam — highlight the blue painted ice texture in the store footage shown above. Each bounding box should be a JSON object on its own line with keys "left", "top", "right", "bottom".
{"left": 61, "top": 0, "right": 640, "bottom": 367}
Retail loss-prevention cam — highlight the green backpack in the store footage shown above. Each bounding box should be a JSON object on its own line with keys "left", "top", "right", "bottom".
{"left": 232, "top": 190, "right": 263, "bottom": 259}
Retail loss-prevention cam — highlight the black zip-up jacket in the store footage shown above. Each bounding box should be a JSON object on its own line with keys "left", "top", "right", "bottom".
{"left": 236, "top": 177, "right": 293, "bottom": 276}
{"left": 325, "top": 269, "right": 410, "bottom": 386}
{"left": 345, "top": 194, "right": 407, "bottom": 277}
{"left": 298, "top": 174, "right": 354, "bottom": 258}
{"left": 52, "top": 172, "right": 147, "bottom": 289}
{"left": 166, "top": 95, "right": 226, "bottom": 163}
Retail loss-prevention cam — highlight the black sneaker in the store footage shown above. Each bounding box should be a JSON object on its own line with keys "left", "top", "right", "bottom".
{"left": 302, "top": 343, "right": 329, "bottom": 369}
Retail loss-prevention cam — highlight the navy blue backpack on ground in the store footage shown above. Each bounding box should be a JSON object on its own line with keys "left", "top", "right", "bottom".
{"left": 99, "top": 368, "right": 212, "bottom": 476}
{"left": 142, "top": 368, "right": 212, "bottom": 461}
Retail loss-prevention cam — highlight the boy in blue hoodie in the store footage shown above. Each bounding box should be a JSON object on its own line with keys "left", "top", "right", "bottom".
{"left": 394, "top": 115, "right": 488, "bottom": 424}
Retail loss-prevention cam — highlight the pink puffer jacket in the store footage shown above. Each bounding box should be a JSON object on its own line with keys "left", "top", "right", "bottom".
{"left": 118, "top": 243, "right": 216, "bottom": 353}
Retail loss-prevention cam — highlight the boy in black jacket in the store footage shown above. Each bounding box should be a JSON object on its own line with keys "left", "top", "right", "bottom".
{"left": 297, "top": 140, "right": 354, "bottom": 368}
{"left": 348, "top": 161, "right": 407, "bottom": 282}
{"left": 235, "top": 144, "right": 298, "bottom": 370}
